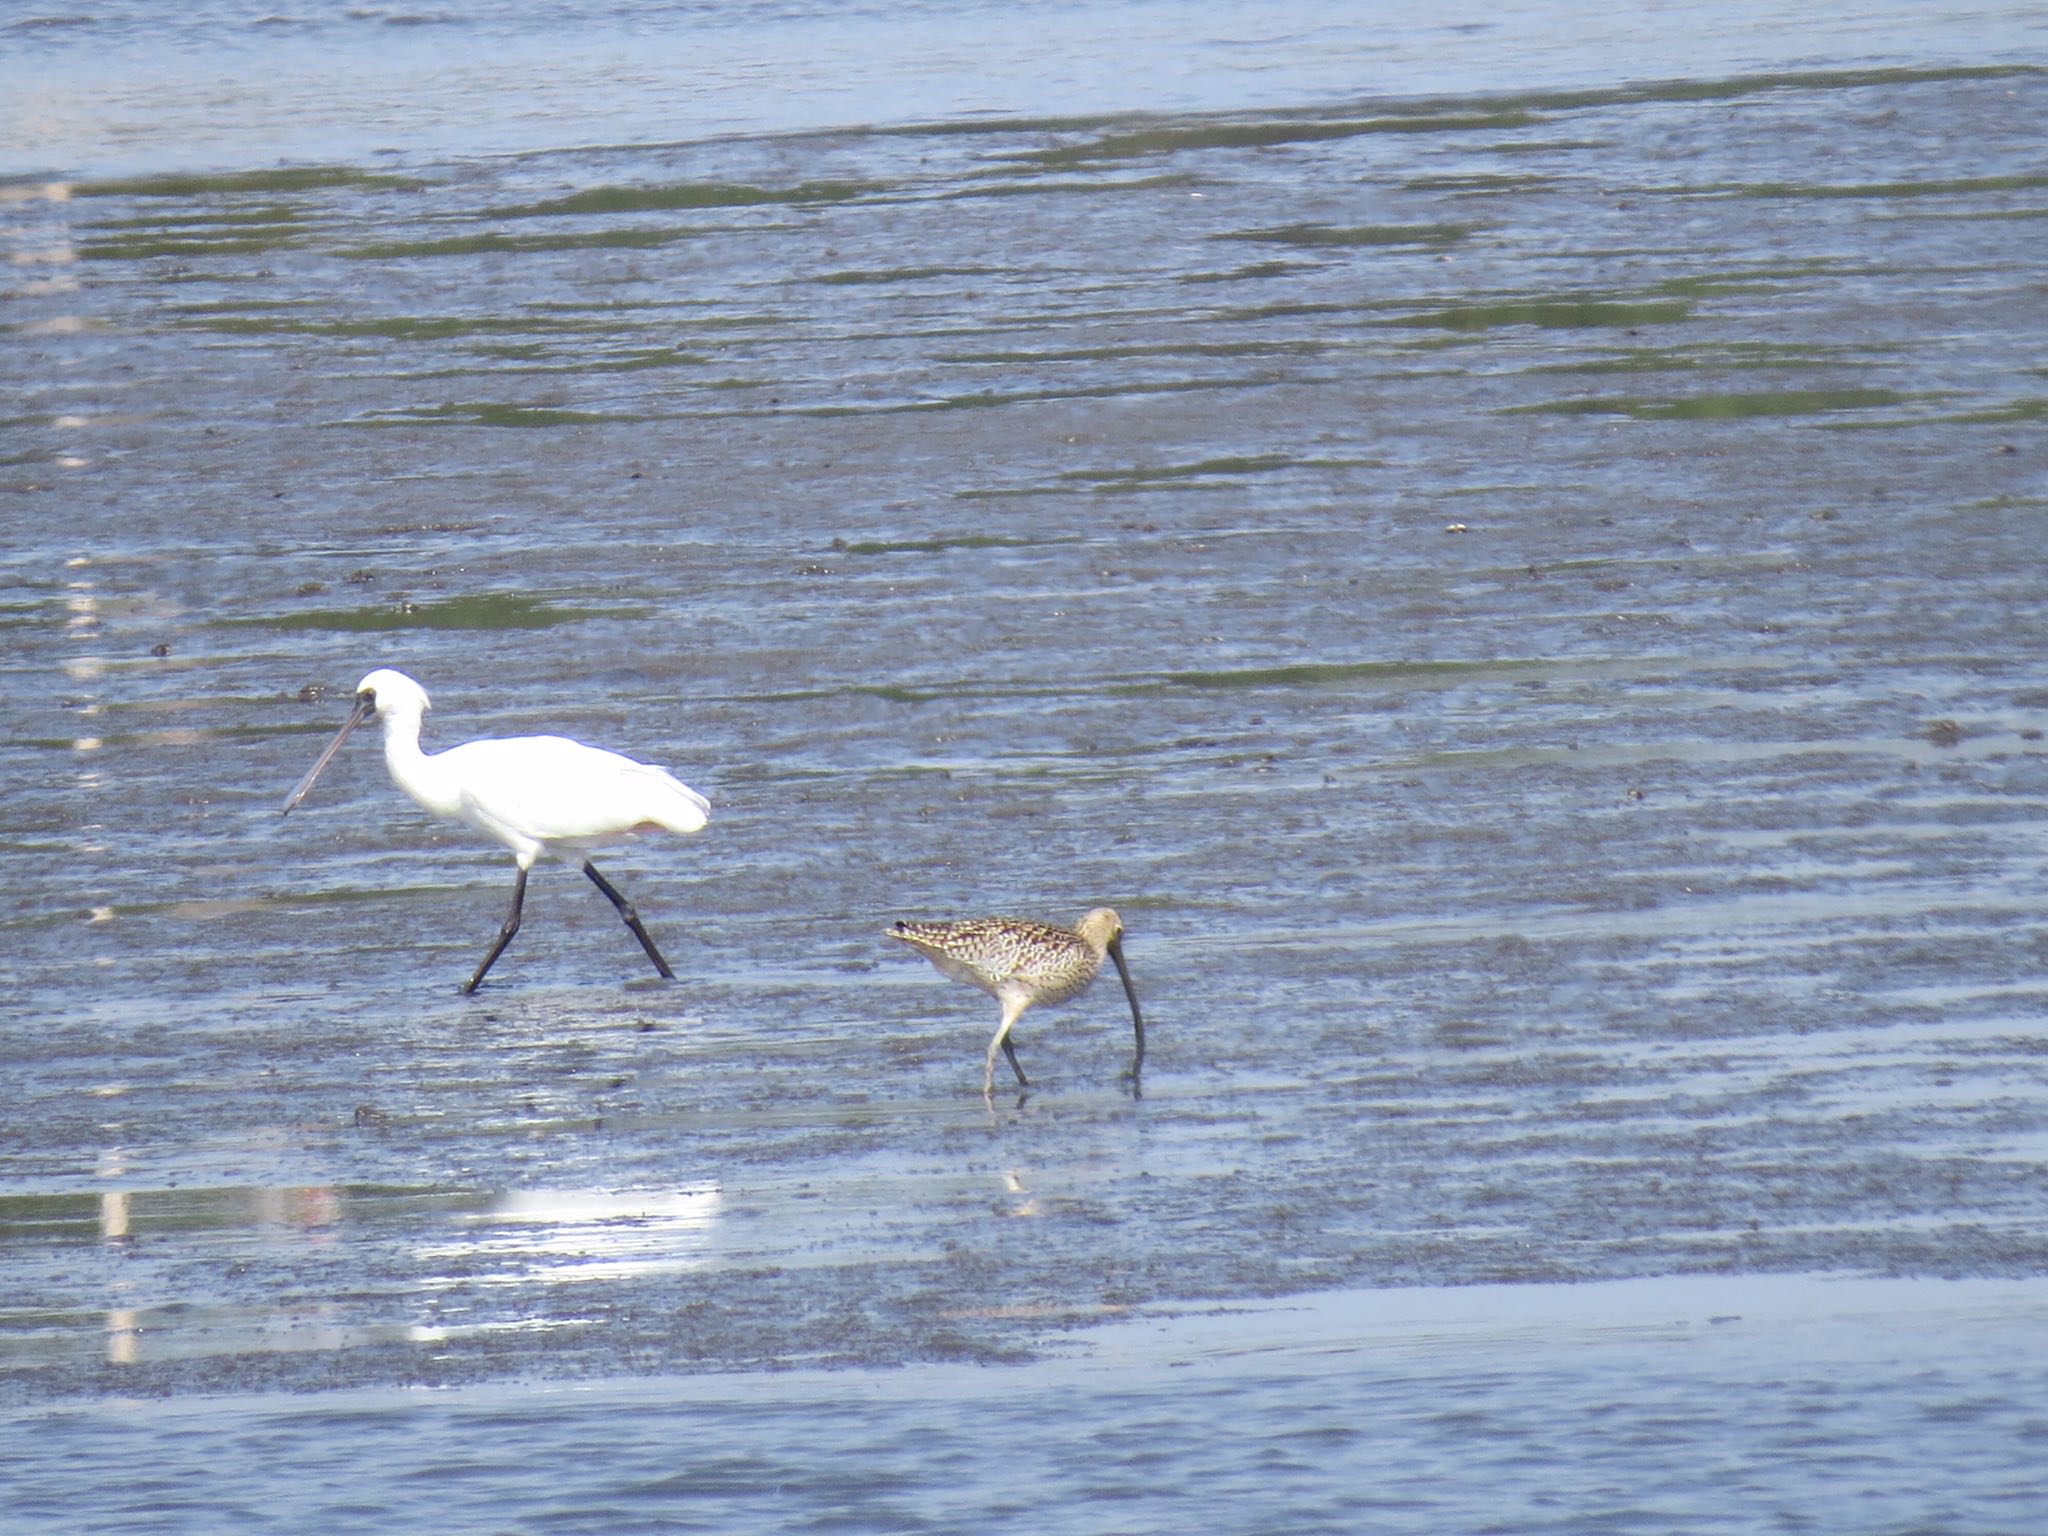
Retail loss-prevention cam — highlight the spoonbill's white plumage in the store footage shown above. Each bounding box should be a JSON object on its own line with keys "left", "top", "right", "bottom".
{"left": 282, "top": 668, "right": 709, "bottom": 993}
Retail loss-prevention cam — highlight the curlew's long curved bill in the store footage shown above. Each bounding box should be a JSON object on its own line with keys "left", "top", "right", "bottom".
{"left": 1108, "top": 934, "right": 1145, "bottom": 1079}
{"left": 280, "top": 692, "right": 374, "bottom": 814}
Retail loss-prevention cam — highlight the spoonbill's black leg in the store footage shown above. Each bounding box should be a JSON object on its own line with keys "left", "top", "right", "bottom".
{"left": 464, "top": 866, "right": 528, "bottom": 994}
{"left": 584, "top": 861, "right": 675, "bottom": 979}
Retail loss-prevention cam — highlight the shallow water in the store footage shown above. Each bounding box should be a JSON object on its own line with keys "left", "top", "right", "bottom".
{"left": 10, "top": 1275, "right": 2048, "bottom": 1534}
{"left": 10, "top": 0, "right": 2043, "bottom": 177}
{"left": 4, "top": 0, "right": 2047, "bottom": 1528}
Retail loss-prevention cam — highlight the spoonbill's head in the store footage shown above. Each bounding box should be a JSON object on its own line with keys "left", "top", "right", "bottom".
{"left": 356, "top": 668, "right": 431, "bottom": 721}
{"left": 280, "top": 668, "right": 430, "bottom": 815}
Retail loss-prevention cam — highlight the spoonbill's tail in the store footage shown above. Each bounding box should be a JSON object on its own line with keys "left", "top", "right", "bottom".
{"left": 626, "top": 765, "right": 711, "bottom": 836}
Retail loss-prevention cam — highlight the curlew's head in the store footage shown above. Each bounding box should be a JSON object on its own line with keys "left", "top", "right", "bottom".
{"left": 280, "top": 668, "right": 430, "bottom": 816}
{"left": 1073, "top": 907, "right": 1123, "bottom": 952}
{"left": 1074, "top": 907, "right": 1144, "bottom": 1081}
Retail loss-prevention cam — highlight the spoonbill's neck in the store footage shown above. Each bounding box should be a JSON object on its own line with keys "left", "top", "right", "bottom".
{"left": 378, "top": 705, "right": 457, "bottom": 816}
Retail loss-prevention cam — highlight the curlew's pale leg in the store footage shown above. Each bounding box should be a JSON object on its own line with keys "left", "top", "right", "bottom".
{"left": 464, "top": 866, "right": 528, "bottom": 994}
{"left": 985, "top": 997, "right": 1030, "bottom": 1096}
{"left": 584, "top": 861, "right": 675, "bottom": 979}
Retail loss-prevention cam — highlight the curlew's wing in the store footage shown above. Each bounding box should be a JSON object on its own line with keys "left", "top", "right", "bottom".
{"left": 888, "top": 916, "right": 1087, "bottom": 995}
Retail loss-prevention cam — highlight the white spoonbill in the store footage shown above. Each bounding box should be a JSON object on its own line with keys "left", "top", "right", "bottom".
{"left": 282, "top": 668, "right": 710, "bottom": 993}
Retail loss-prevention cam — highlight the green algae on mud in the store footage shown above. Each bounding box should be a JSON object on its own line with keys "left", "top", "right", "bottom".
{"left": 218, "top": 593, "right": 647, "bottom": 633}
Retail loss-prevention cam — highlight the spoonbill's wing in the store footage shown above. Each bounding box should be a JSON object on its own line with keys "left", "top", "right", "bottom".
{"left": 443, "top": 735, "right": 709, "bottom": 849}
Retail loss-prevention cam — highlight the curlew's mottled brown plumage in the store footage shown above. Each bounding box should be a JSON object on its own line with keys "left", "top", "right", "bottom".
{"left": 887, "top": 907, "right": 1145, "bottom": 1096}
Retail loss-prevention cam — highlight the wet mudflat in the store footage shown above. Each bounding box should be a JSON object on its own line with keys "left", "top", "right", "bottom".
{"left": 3, "top": 4, "right": 2047, "bottom": 1529}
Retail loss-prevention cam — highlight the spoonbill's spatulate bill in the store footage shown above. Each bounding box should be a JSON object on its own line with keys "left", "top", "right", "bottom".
{"left": 887, "top": 907, "right": 1144, "bottom": 1096}
{"left": 283, "top": 668, "right": 710, "bottom": 993}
